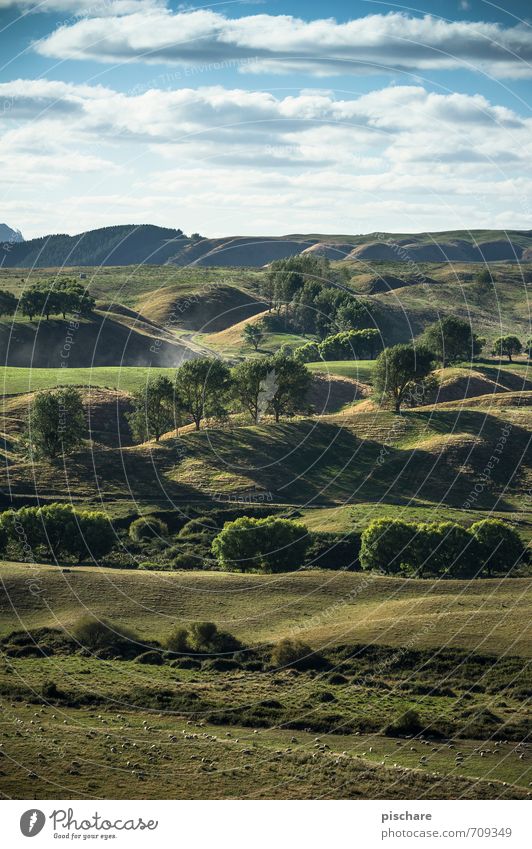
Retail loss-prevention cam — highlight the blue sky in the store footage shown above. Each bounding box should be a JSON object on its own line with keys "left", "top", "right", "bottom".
{"left": 0, "top": 0, "right": 531, "bottom": 237}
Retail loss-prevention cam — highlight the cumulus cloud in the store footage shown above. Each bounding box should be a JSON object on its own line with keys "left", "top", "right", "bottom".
{"left": 0, "top": 0, "right": 164, "bottom": 15}
{"left": 34, "top": 9, "right": 532, "bottom": 78}
{"left": 1, "top": 78, "right": 530, "bottom": 235}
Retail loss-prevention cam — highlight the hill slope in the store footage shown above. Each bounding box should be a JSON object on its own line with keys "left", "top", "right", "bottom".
{"left": 3, "top": 226, "right": 532, "bottom": 268}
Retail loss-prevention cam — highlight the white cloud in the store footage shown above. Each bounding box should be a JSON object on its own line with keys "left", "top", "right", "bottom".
{"left": 1, "top": 79, "right": 530, "bottom": 236}
{"left": 34, "top": 9, "right": 532, "bottom": 79}
{"left": 0, "top": 0, "right": 165, "bottom": 15}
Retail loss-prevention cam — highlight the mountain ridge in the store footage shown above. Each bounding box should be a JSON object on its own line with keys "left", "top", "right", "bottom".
{"left": 2, "top": 224, "right": 532, "bottom": 268}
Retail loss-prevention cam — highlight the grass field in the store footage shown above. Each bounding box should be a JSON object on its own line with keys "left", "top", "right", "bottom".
{"left": 1, "top": 563, "right": 531, "bottom": 655}
{"left": 1, "top": 705, "right": 528, "bottom": 800}
{"left": 306, "top": 360, "right": 376, "bottom": 382}
{"left": 0, "top": 563, "right": 530, "bottom": 799}
{"left": 0, "top": 366, "right": 178, "bottom": 395}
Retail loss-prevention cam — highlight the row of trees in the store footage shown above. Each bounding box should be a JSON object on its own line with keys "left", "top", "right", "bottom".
{"left": 360, "top": 517, "right": 524, "bottom": 578}
{"left": 24, "top": 353, "right": 311, "bottom": 457}
{"left": 209, "top": 514, "right": 524, "bottom": 576}
{"left": 295, "top": 328, "right": 381, "bottom": 362}
{"left": 0, "top": 279, "right": 95, "bottom": 321}
{"left": 0, "top": 503, "right": 114, "bottom": 561}
{"left": 127, "top": 354, "right": 312, "bottom": 442}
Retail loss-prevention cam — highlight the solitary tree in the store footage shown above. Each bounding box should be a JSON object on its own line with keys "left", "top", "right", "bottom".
{"left": 127, "top": 376, "right": 178, "bottom": 442}
{"left": 242, "top": 321, "right": 265, "bottom": 351}
{"left": 174, "top": 358, "right": 231, "bottom": 430}
{"left": 26, "top": 387, "right": 85, "bottom": 459}
{"left": 373, "top": 344, "right": 434, "bottom": 413}
{"left": 423, "top": 316, "right": 482, "bottom": 366}
{"left": 491, "top": 335, "right": 522, "bottom": 362}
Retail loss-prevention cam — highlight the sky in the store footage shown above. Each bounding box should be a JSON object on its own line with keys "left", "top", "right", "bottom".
{"left": 0, "top": 0, "right": 531, "bottom": 239}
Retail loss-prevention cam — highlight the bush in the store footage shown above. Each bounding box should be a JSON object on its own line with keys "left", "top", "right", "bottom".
{"left": 166, "top": 626, "right": 190, "bottom": 653}
{"left": 129, "top": 516, "right": 169, "bottom": 542}
{"left": 179, "top": 516, "right": 219, "bottom": 537}
{"left": 304, "top": 531, "right": 360, "bottom": 570}
{"left": 188, "top": 621, "right": 241, "bottom": 654}
{"left": 270, "top": 638, "right": 325, "bottom": 670}
{"left": 166, "top": 621, "right": 241, "bottom": 656}
{"left": 71, "top": 615, "right": 139, "bottom": 657}
{"left": 469, "top": 519, "right": 525, "bottom": 575}
{"left": 135, "top": 650, "right": 164, "bottom": 665}
{"left": 385, "top": 708, "right": 423, "bottom": 737}
{"left": 212, "top": 516, "right": 309, "bottom": 572}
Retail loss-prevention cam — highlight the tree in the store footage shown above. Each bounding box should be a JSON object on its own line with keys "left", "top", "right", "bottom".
{"left": 373, "top": 344, "right": 434, "bottom": 413}
{"left": 127, "top": 375, "right": 178, "bottom": 442}
{"left": 19, "top": 287, "right": 46, "bottom": 321}
{"left": 359, "top": 518, "right": 418, "bottom": 574}
{"left": 435, "top": 522, "right": 481, "bottom": 579}
{"left": 469, "top": 519, "right": 524, "bottom": 576}
{"left": 526, "top": 338, "right": 532, "bottom": 359}
{"left": 174, "top": 358, "right": 231, "bottom": 430}
{"left": 232, "top": 358, "right": 271, "bottom": 423}
{"left": 268, "top": 353, "right": 311, "bottom": 422}
{"left": 491, "top": 335, "right": 522, "bottom": 362}
{"left": 0, "top": 290, "right": 17, "bottom": 317}
{"left": 212, "top": 516, "right": 309, "bottom": 572}
{"left": 423, "top": 316, "right": 480, "bottom": 367}
{"left": 242, "top": 321, "right": 265, "bottom": 351}
{"left": 26, "top": 387, "right": 85, "bottom": 459}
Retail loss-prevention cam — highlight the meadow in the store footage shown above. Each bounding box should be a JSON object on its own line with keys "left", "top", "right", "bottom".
{"left": 0, "top": 258, "right": 530, "bottom": 801}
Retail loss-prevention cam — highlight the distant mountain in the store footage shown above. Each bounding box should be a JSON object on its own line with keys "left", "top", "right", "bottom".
{"left": 1, "top": 224, "right": 531, "bottom": 268}
{"left": 0, "top": 224, "right": 186, "bottom": 268}
{"left": 0, "top": 223, "right": 23, "bottom": 244}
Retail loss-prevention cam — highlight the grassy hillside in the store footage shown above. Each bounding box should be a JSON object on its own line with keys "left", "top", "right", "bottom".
{"left": 1, "top": 562, "right": 530, "bottom": 654}
{"left": 1, "top": 563, "right": 530, "bottom": 799}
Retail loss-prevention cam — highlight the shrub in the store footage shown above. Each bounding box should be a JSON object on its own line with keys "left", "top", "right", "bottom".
{"left": 270, "top": 638, "right": 324, "bottom": 670}
{"left": 385, "top": 708, "right": 423, "bottom": 737}
{"left": 166, "top": 622, "right": 241, "bottom": 656}
{"left": 135, "top": 650, "right": 164, "bottom": 665}
{"left": 166, "top": 626, "right": 190, "bottom": 653}
{"left": 71, "top": 615, "right": 139, "bottom": 657}
{"left": 170, "top": 553, "right": 198, "bottom": 570}
{"left": 188, "top": 621, "right": 241, "bottom": 654}
{"left": 179, "top": 516, "right": 219, "bottom": 537}
{"left": 129, "top": 516, "right": 169, "bottom": 542}
{"left": 212, "top": 516, "right": 309, "bottom": 572}
{"left": 469, "top": 519, "right": 524, "bottom": 575}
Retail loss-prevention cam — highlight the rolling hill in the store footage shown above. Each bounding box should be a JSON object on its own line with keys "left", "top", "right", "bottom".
{"left": 3, "top": 226, "right": 532, "bottom": 268}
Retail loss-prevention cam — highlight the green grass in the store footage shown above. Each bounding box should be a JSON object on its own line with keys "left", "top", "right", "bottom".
{"left": 1, "top": 562, "right": 530, "bottom": 655}
{"left": 306, "top": 360, "right": 375, "bottom": 382}
{"left": 0, "top": 366, "right": 178, "bottom": 395}
{"left": 300, "top": 503, "right": 532, "bottom": 543}
{"left": 0, "top": 561, "right": 530, "bottom": 800}
{"left": 1, "top": 703, "right": 527, "bottom": 799}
